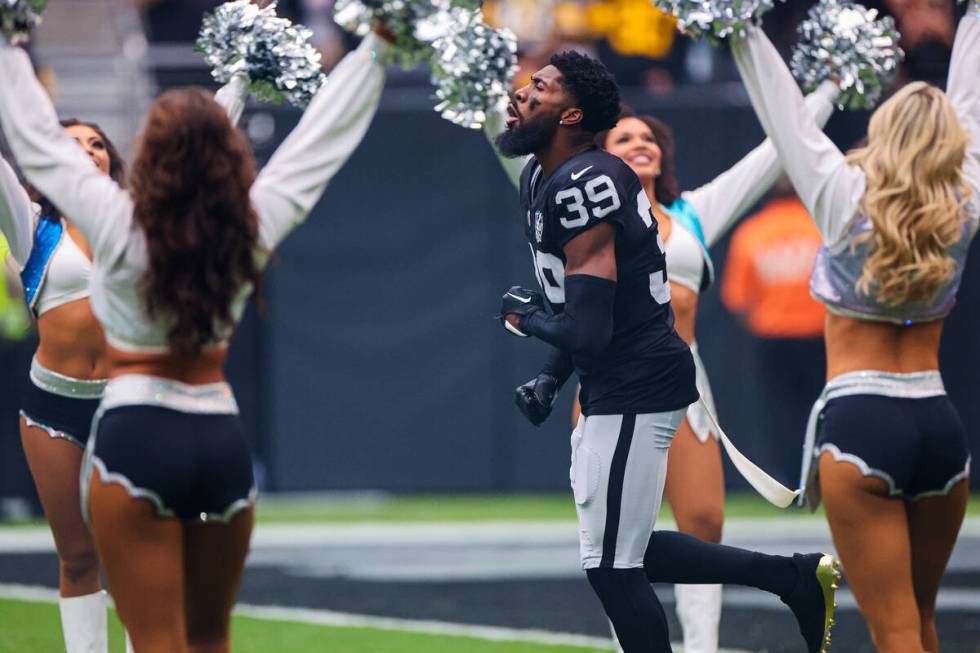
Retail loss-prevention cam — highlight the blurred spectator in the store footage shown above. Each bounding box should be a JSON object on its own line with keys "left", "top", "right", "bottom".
{"left": 875, "top": 0, "right": 956, "bottom": 83}
{"left": 133, "top": 0, "right": 304, "bottom": 43}
{"left": 721, "top": 181, "right": 826, "bottom": 484}
{"left": 300, "top": 0, "right": 354, "bottom": 70}
{"left": 722, "top": 184, "right": 824, "bottom": 340}
{"left": 767, "top": 0, "right": 957, "bottom": 85}
{"left": 489, "top": 0, "right": 688, "bottom": 93}
{"left": 587, "top": 0, "right": 686, "bottom": 93}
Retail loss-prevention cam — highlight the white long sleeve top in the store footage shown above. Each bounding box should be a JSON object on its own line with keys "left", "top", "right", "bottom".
{"left": 0, "top": 69, "right": 253, "bottom": 317}
{"left": 731, "top": 16, "right": 980, "bottom": 248}
{"left": 731, "top": 12, "right": 980, "bottom": 323}
{"left": 483, "top": 82, "right": 839, "bottom": 294}
{"left": 0, "top": 151, "right": 32, "bottom": 266}
{"left": 0, "top": 34, "right": 389, "bottom": 351}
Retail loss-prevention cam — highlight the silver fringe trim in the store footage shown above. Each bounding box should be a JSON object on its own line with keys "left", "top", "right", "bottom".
{"left": 19, "top": 410, "right": 84, "bottom": 449}
{"left": 816, "top": 445, "right": 971, "bottom": 502}
{"left": 87, "top": 455, "right": 257, "bottom": 523}
{"left": 30, "top": 357, "right": 106, "bottom": 400}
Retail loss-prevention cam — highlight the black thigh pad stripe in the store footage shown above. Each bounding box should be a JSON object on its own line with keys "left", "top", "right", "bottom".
{"left": 600, "top": 413, "right": 636, "bottom": 568}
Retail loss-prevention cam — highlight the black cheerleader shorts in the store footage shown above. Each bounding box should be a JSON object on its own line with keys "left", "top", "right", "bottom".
{"left": 86, "top": 405, "right": 256, "bottom": 522}
{"left": 816, "top": 394, "right": 970, "bottom": 500}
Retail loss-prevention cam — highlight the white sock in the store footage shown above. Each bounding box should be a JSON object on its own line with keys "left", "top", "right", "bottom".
{"left": 675, "top": 583, "right": 722, "bottom": 653}
{"left": 59, "top": 591, "right": 108, "bottom": 653}
{"left": 125, "top": 631, "right": 135, "bottom": 653}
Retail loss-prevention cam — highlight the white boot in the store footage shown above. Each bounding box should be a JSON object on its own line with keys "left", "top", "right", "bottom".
{"left": 58, "top": 591, "right": 108, "bottom": 653}
{"left": 675, "top": 584, "right": 722, "bottom": 653}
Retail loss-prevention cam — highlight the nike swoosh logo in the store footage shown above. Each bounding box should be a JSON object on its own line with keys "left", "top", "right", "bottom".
{"left": 506, "top": 292, "right": 532, "bottom": 303}
{"left": 570, "top": 166, "right": 593, "bottom": 181}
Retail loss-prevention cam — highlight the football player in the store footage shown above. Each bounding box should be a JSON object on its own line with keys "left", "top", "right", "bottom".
{"left": 493, "top": 51, "right": 840, "bottom": 653}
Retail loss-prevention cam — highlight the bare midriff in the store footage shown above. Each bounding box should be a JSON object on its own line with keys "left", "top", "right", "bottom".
{"left": 107, "top": 345, "right": 229, "bottom": 385}
{"left": 35, "top": 299, "right": 109, "bottom": 379}
{"left": 670, "top": 283, "right": 698, "bottom": 346}
{"left": 824, "top": 312, "right": 942, "bottom": 381}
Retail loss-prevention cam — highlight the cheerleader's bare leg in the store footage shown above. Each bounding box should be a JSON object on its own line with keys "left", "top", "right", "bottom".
{"left": 819, "top": 457, "right": 923, "bottom": 653}
{"left": 20, "top": 418, "right": 100, "bottom": 596}
{"left": 87, "top": 470, "right": 187, "bottom": 653}
{"left": 905, "top": 483, "right": 969, "bottom": 652}
{"left": 663, "top": 418, "right": 724, "bottom": 653}
{"left": 182, "top": 510, "right": 254, "bottom": 652}
{"left": 20, "top": 416, "right": 109, "bottom": 653}
{"left": 820, "top": 456, "right": 967, "bottom": 653}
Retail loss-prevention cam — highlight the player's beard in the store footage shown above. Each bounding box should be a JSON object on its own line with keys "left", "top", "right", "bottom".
{"left": 495, "top": 113, "right": 560, "bottom": 158}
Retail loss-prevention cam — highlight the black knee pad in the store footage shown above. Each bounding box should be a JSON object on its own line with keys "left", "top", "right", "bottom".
{"left": 586, "top": 568, "right": 672, "bottom": 653}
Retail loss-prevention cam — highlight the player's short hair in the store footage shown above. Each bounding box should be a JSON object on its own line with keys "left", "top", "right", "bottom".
{"left": 550, "top": 51, "right": 621, "bottom": 135}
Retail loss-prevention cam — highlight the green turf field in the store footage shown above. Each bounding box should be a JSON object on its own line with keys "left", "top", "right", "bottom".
{"left": 2, "top": 492, "right": 979, "bottom": 527}
{"left": 0, "top": 598, "right": 604, "bottom": 653}
{"left": 250, "top": 491, "right": 980, "bottom": 523}
{"left": 251, "top": 491, "right": 805, "bottom": 523}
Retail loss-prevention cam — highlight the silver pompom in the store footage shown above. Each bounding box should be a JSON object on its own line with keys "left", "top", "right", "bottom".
{"left": 653, "top": 0, "right": 780, "bottom": 41}
{"left": 431, "top": 9, "right": 517, "bottom": 129}
{"left": 0, "top": 0, "right": 47, "bottom": 45}
{"left": 196, "top": 1, "right": 326, "bottom": 108}
{"left": 333, "top": 0, "right": 465, "bottom": 67}
{"left": 791, "top": 0, "right": 903, "bottom": 111}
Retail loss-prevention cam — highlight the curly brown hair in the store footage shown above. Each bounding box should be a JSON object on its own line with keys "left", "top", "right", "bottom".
{"left": 595, "top": 106, "right": 681, "bottom": 207}
{"left": 129, "top": 88, "right": 262, "bottom": 357}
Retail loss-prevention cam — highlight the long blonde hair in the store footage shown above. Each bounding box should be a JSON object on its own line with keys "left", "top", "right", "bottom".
{"left": 846, "top": 82, "right": 971, "bottom": 306}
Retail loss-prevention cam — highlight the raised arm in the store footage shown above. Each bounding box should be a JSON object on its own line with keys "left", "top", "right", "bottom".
{"left": 214, "top": 73, "right": 250, "bottom": 128}
{"left": 249, "top": 34, "right": 388, "bottom": 251}
{"left": 0, "top": 44, "right": 132, "bottom": 262}
{"left": 731, "top": 27, "right": 866, "bottom": 247}
{"left": 483, "top": 103, "right": 528, "bottom": 190}
{"left": 0, "top": 153, "right": 33, "bottom": 265}
{"left": 947, "top": 2, "right": 980, "bottom": 204}
{"left": 684, "top": 81, "right": 839, "bottom": 247}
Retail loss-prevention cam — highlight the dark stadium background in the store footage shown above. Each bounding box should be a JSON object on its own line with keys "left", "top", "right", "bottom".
{"left": 0, "top": 1, "right": 977, "bottom": 505}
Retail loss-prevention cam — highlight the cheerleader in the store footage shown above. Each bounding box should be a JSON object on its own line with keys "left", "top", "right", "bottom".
{"left": 590, "top": 86, "right": 837, "bottom": 653}
{"left": 0, "top": 25, "right": 390, "bottom": 653}
{"left": 0, "top": 66, "right": 250, "bottom": 653}
{"left": 731, "top": 6, "right": 979, "bottom": 651}
{"left": 0, "top": 120, "right": 120, "bottom": 653}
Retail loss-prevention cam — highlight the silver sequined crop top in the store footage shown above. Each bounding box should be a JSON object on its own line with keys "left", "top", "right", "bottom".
{"left": 810, "top": 214, "right": 978, "bottom": 324}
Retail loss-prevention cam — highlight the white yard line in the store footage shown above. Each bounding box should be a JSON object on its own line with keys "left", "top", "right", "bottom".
{"left": 2, "top": 517, "right": 979, "bottom": 551}
{"left": 0, "top": 583, "right": 753, "bottom": 652}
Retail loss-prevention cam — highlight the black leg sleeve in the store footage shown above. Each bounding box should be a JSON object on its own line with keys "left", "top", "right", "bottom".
{"left": 643, "top": 530, "right": 799, "bottom": 598}
{"left": 586, "top": 568, "right": 672, "bottom": 653}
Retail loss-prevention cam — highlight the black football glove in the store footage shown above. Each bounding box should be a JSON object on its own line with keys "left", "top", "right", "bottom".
{"left": 498, "top": 285, "right": 545, "bottom": 337}
{"left": 515, "top": 373, "right": 559, "bottom": 426}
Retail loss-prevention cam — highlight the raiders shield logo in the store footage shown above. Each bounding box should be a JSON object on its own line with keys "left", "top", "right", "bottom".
{"left": 534, "top": 211, "right": 544, "bottom": 243}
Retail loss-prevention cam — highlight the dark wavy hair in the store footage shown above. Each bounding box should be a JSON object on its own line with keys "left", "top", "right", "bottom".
{"left": 595, "top": 106, "right": 681, "bottom": 207}
{"left": 549, "top": 51, "right": 621, "bottom": 134}
{"left": 32, "top": 119, "right": 126, "bottom": 219}
{"left": 130, "top": 87, "right": 261, "bottom": 357}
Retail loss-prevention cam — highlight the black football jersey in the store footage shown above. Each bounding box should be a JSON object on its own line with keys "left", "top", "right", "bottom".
{"left": 519, "top": 147, "right": 698, "bottom": 415}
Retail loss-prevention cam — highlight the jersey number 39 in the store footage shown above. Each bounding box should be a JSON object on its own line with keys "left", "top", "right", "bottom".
{"left": 555, "top": 175, "right": 621, "bottom": 229}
